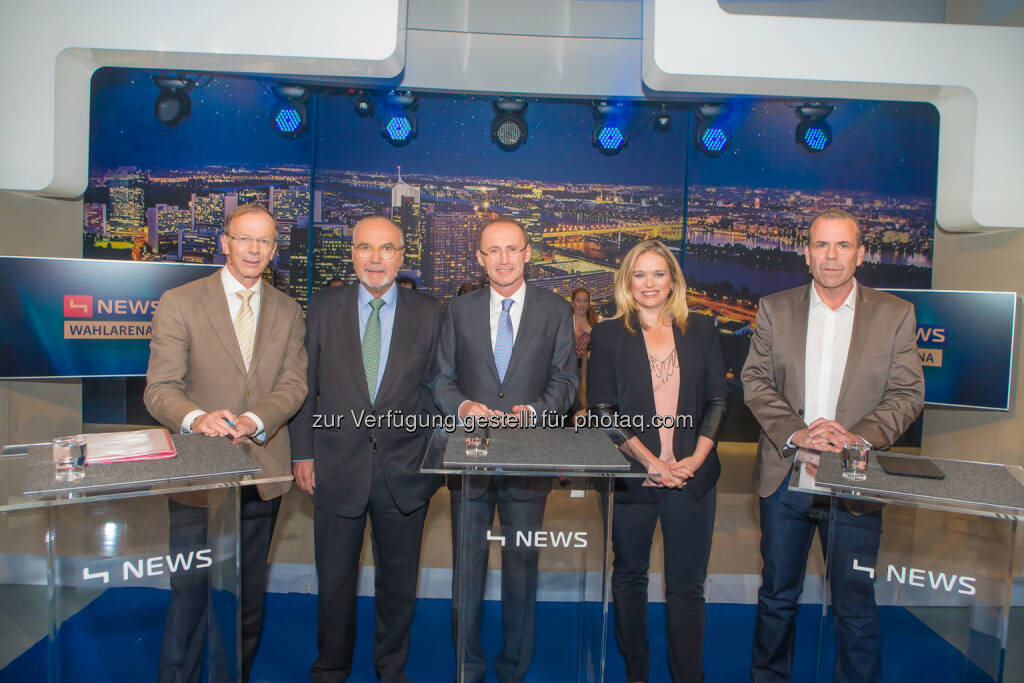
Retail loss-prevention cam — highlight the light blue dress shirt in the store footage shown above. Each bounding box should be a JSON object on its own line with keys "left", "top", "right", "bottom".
{"left": 358, "top": 282, "right": 398, "bottom": 394}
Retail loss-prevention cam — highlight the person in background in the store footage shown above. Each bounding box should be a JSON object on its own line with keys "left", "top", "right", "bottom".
{"left": 396, "top": 275, "right": 417, "bottom": 290}
{"left": 456, "top": 281, "right": 480, "bottom": 296}
{"left": 588, "top": 239, "right": 727, "bottom": 683}
{"left": 569, "top": 287, "right": 598, "bottom": 414}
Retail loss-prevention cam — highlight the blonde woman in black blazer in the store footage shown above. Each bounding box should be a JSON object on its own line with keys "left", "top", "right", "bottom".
{"left": 588, "top": 239, "right": 727, "bottom": 683}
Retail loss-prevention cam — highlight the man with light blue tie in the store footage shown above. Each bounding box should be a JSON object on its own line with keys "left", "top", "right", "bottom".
{"left": 290, "top": 216, "right": 442, "bottom": 683}
{"left": 431, "top": 218, "right": 578, "bottom": 683}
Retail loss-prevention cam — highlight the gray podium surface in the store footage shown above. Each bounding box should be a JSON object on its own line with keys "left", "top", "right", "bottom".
{"left": 814, "top": 450, "right": 1024, "bottom": 517}
{"left": 17, "top": 433, "right": 260, "bottom": 498}
{"left": 433, "top": 426, "right": 635, "bottom": 473}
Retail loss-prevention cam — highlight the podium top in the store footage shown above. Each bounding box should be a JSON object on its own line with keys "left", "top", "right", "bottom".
{"left": 791, "top": 449, "right": 1024, "bottom": 520}
{"left": 421, "top": 425, "right": 647, "bottom": 477}
{"left": 0, "top": 433, "right": 288, "bottom": 512}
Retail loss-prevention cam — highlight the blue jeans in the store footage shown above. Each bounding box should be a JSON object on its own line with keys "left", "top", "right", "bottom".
{"left": 750, "top": 480, "right": 882, "bottom": 683}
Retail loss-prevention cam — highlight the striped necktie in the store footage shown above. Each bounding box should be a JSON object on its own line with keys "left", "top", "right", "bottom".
{"left": 234, "top": 289, "right": 256, "bottom": 371}
{"left": 494, "top": 298, "right": 514, "bottom": 382}
{"left": 362, "top": 297, "right": 385, "bottom": 403}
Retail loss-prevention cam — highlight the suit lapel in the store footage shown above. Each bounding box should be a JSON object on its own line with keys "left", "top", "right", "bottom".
{"left": 249, "top": 283, "right": 280, "bottom": 378}
{"left": 504, "top": 285, "right": 535, "bottom": 384}
{"left": 472, "top": 289, "right": 501, "bottom": 384}
{"left": 790, "top": 284, "right": 811, "bottom": 412}
{"left": 375, "top": 288, "right": 413, "bottom": 404}
{"left": 340, "top": 287, "right": 372, "bottom": 405}
{"left": 835, "top": 283, "right": 872, "bottom": 410}
{"left": 201, "top": 274, "right": 247, "bottom": 375}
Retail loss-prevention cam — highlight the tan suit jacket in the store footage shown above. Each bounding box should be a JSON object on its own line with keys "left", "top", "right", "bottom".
{"left": 742, "top": 282, "right": 924, "bottom": 498}
{"left": 144, "top": 270, "right": 308, "bottom": 500}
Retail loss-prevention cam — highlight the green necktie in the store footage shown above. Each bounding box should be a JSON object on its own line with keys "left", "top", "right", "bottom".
{"left": 362, "top": 297, "right": 385, "bottom": 403}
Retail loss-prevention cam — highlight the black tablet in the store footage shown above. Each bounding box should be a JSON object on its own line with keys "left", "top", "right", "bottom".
{"left": 877, "top": 454, "right": 946, "bottom": 480}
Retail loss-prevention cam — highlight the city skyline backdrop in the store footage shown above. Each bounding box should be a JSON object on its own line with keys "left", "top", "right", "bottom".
{"left": 85, "top": 69, "right": 939, "bottom": 438}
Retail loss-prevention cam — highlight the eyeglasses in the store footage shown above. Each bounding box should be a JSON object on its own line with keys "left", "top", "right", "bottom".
{"left": 479, "top": 244, "right": 528, "bottom": 259}
{"left": 226, "top": 234, "right": 275, "bottom": 249}
{"left": 353, "top": 243, "right": 404, "bottom": 260}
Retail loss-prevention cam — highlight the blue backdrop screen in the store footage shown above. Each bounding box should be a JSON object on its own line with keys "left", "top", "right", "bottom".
{"left": 882, "top": 289, "right": 1016, "bottom": 410}
{"left": 0, "top": 256, "right": 216, "bottom": 378}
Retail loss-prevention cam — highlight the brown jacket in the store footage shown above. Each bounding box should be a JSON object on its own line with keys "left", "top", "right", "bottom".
{"left": 144, "top": 271, "right": 308, "bottom": 500}
{"left": 741, "top": 282, "right": 924, "bottom": 498}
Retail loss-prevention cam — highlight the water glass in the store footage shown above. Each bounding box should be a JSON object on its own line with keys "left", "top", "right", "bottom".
{"left": 52, "top": 435, "right": 86, "bottom": 482}
{"left": 841, "top": 441, "right": 870, "bottom": 481}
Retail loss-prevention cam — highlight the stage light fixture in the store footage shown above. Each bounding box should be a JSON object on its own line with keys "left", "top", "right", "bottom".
{"left": 383, "top": 114, "right": 416, "bottom": 143}
{"left": 269, "top": 84, "right": 309, "bottom": 139}
{"left": 694, "top": 103, "right": 732, "bottom": 158}
{"left": 153, "top": 76, "right": 194, "bottom": 126}
{"left": 653, "top": 107, "right": 671, "bottom": 133}
{"left": 381, "top": 90, "right": 418, "bottom": 146}
{"left": 272, "top": 101, "right": 307, "bottom": 137}
{"left": 794, "top": 103, "right": 834, "bottom": 153}
{"left": 353, "top": 91, "right": 374, "bottom": 117}
{"left": 591, "top": 101, "right": 628, "bottom": 155}
{"left": 491, "top": 97, "right": 528, "bottom": 151}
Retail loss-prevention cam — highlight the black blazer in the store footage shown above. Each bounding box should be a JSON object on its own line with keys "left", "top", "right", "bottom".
{"left": 289, "top": 283, "right": 443, "bottom": 517}
{"left": 430, "top": 284, "right": 578, "bottom": 500}
{"left": 587, "top": 313, "right": 727, "bottom": 501}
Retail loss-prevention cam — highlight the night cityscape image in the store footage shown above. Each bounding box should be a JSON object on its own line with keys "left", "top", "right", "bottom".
{"left": 85, "top": 69, "right": 939, "bottom": 437}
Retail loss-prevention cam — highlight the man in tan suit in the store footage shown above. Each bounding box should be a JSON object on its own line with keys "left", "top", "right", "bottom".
{"left": 145, "top": 203, "right": 307, "bottom": 683}
{"left": 742, "top": 209, "right": 924, "bottom": 683}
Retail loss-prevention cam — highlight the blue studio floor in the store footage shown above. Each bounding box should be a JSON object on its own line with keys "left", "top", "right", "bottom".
{"left": 0, "top": 589, "right": 994, "bottom": 682}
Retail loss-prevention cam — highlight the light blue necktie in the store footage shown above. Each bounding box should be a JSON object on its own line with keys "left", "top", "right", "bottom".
{"left": 494, "top": 298, "right": 514, "bottom": 382}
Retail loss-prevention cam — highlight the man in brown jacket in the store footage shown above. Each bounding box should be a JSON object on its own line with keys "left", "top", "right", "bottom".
{"left": 145, "top": 203, "right": 307, "bottom": 683}
{"left": 742, "top": 209, "right": 924, "bottom": 683}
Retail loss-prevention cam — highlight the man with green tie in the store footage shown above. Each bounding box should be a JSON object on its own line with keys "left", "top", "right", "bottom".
{"left": 290, "top": 216, "right": 442, "bottom": 683}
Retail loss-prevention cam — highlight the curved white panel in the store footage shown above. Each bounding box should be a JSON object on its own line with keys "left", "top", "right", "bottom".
{"left": 642, "top": 0, "right": 1024, "bottom": 231}
{"left": 0, "top": 0, "right": 405, "bottom": 197}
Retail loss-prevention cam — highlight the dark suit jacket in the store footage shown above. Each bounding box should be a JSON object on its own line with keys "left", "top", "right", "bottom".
{"left": 741, "top": 282, "right": 925, "bottom": 498}
{"left": 587, "top": 314, "right": 727, "bottom": 502}
{"left": 430, "top": 284, "right": 578, "bottom": 499}
{"left": 289, "top": 283, "right": 443, "bottom": 517}
{"left": 145, "top": 271, "right": 308, "bottom": 501}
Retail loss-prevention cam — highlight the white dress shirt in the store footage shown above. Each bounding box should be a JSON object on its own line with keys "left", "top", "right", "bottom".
{"left": 181, "top": 267, "right": 266, "bottom": 437}
{"left": 488, "top": 281, "right": 527, "bottom": 349}
{"left": 803, "top": 279, "right": 857, "bottom": 427}
{"left": 458, "top": 281, "right": 531, "bottom": 418}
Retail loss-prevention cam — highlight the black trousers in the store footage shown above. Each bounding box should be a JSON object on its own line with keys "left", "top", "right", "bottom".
{"left": 159, "top": 485, "right": 281, "bottom": 683}
{"left": 611, "top": 485, "right": 717, "bottom": 683}
{"left": 450, "top": 480, "right": 547, "bottom": 683}
{"left": 311, "top": 452, "right": 429, "bottom": 683}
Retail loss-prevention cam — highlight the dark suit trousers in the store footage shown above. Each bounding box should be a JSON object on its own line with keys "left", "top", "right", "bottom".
{"left": 751, "top": 482, "right": 883, "bottom": 683}
{"left": 611, "top": 485, "right": 716, "bottom": 683}
{"left": 159, "top": 486, "right": 281, "bottom": 683}
{"left": 311, "top": 451, "right": 428, "bottom": 683}
{"left": 450, "top": 479, "right": 547, "bottom": 683}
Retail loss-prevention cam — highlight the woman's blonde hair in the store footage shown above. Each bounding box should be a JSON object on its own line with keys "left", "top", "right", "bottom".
{"left": 610, "top": 239, "right": 689, "bottom": 334}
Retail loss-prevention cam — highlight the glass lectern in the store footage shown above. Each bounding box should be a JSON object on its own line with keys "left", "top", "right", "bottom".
{"left": 0, "top": 434, "right": 287, "bottom": 683}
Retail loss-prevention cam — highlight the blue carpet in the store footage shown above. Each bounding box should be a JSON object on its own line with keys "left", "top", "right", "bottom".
{"left": 0, "top": 589, "right": 995, "bottom": 682}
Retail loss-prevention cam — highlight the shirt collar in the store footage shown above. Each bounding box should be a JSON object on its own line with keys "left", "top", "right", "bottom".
{"left": 489, "top": 281, "right": 526, "bottom": 309}
{"left": 810, "top": 278, "right": 857, "bottom": 313}
{"left": 358, "top": 281, "right": 398, "bottom": 309}
{"left": 221, "top": 267, "right": 261, "bottom": 296}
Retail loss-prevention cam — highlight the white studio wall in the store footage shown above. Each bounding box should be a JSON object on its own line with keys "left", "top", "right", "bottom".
{"left": 644, "top": 0, "right": 1024, "bottom": 232}
{"left": 2, "top": 0, "right": 1023, "bottom": 232}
